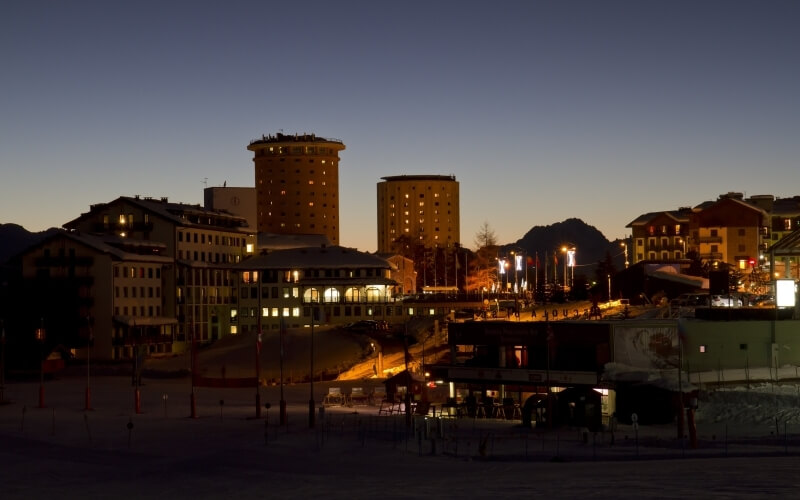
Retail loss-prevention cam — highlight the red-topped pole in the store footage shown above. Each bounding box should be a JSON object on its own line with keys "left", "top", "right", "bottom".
{"left": 35, "top": 319, "right": 46, "bottom": 409}
{"left": 85, "top": 316, "right": 93, "bottom": 411}
{"left": 190, "top": 329, "right": 197, "bottom": 418}
{"left": 255, "top": 329, "right": 262, "bottom": 418}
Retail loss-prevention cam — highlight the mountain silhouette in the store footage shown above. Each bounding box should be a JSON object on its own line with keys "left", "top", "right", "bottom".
{"left": 503, "top": 218, "right": 625, "bottom": 276}
{"left": 0, "top": 223, "right": 60, "bottom": 264}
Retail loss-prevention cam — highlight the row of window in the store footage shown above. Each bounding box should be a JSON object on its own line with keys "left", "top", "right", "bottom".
{"left": 113, "top": 305, "right": 162, "bottom": 317}
{"left": 257, "top": 146, "right": 335, "bottom": 155}
{"left": 178, "top": 231, "right": 247, "bottom": 247}
{"left": 104, "top": 213, "right": 151, "bottom": 228}
{"left": 115, "top": 286, "right": 161, "bottom": 299}
{"left": 240, "top": 268, "right": 386, "bottom": 283}
{"left": 114, "top": 266, "right": 161, "bottom": 279}
{"left": 176, "top": 250, "right": 243, "bottom": 264}
{"left": 234, "top": 304, "right": 406, "bottom": 320}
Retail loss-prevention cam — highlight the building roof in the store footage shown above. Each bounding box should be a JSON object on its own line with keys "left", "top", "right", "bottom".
{"left": 768, "top": 227, "right": 800, "bottom": 257}
{"left": 257, "top": 233, "right": 332, "bottom": 251}
{"left": 65, "top": 196, "right": 252, "bottom": 233}
{"left": 30, "top": 230, "right": 173, "bottom": 263}
{"left": 380, "top": 174, "right": 457, "bottom": 183}
{"left": 247, "top": 132, "right": 344, "bottom": 147}
{"left": 626, "top": 210, "right": 691, "bottom": 227}
{"left": 238, "top": 245, "right": 392, "bottom": 270}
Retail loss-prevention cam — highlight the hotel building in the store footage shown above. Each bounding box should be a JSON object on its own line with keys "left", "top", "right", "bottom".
{"left": 248, "top": 133, "right": 345, "bottom": 245}
{"left": 376, "top": 175, "right": 460, "bottom": 253}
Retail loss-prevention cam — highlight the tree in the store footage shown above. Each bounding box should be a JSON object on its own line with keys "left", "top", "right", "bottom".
{"left": 472, "top": 222, "right": 499, "bottom": 294}
{"left": 474, "top": 221, "right": 497, "bottom": 249}
{"left": 594, "top": 251, "right": 617, "bottom": 301}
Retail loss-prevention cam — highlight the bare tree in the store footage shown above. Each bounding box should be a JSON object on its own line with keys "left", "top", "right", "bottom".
{"left": 473, "top": 222, "right": 499, "bottom": 293}
{"left": 474, "top": 221, "right": 497, "bottom": 250}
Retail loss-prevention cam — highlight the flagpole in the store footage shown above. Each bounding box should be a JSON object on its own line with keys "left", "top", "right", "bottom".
{"left": 255, "top": 276, "right": 262, "bottom": 419}
{"left": 280, "top": 318, "right": 286, "bottom": 425}
{"left": 309, "top": 307, "right": 315, "bottom": 428}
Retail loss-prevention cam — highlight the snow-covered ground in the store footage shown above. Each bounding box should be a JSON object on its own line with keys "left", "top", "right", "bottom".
{"left": 3, "top": 374, "right": 800, "bottom": 499}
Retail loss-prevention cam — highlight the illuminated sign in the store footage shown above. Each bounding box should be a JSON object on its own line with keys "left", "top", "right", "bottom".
{"left": 776, "top": 279, "right": 796, "bottom": 308}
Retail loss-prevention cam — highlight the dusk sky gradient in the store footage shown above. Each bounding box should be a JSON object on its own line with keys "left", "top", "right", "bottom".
{"left": 2, "top": 0, "right": 799, "bottom": 252}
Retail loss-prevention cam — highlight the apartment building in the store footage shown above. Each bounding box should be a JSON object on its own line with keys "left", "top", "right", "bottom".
{"left": 64, "top": 196, "right": 256, "bottom": 348}
{"left": 626, "top": 209, "right": 692, "bottom": 263}
{"left": 376, "top": 175, "right": 460, "bottom": 253}
{"left": 17, "top": 231, "right": 173, "bottom": 361}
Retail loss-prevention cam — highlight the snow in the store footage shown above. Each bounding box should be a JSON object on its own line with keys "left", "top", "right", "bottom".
{"left": 3, "top": 374, "right": 800, "bottom": 498}
{"left": 4, "top": 326, "right": 800, "bottom": 498}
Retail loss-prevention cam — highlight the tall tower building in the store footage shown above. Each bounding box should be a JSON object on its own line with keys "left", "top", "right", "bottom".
{"left": 248, "top": 133, "right": 345, "bottom": 244}
{"left": 377, "top": 174, "right": 460, "bottom": 253}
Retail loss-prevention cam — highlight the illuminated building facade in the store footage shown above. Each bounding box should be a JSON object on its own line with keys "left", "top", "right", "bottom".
{"left": 376, "top": 175, "right": 460, "bottom": 253}
{"left": 64, "top": 196, "right": 255, "bottom": 348}
{"left": 248, "top": 133, "right": 345, "bottom": 245}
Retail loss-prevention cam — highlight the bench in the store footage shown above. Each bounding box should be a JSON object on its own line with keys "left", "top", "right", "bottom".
{"left": 323, "top": 387, "right": 345, "bottom": 406}
{"left": 370, "top": 388, "right": 387, "bottom": 406}
{"left": 347, "top": 387, "right": 370, "bottom": 406}
{"left": 378, "top": 396, "right": 402, "bottom": 415}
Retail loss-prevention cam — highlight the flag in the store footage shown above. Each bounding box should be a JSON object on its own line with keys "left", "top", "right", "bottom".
{"left": 553, "top": 253, "right": 558, "bottom": 266}
{"left": 256, "top": 330, "right": 263, "bottom": 354}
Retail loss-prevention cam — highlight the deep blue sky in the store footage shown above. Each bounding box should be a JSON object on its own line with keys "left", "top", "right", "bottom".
{"left": 2, "top": 1, "right": 798, "bottom": 252}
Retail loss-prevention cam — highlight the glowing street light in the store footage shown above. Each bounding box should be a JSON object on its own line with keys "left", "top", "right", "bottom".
{"left": 561, "top": 246, "right": 576, "bottom": 291}
{"left": 621, "top": 241, "right": 629, "bottom": 268}
{"left": 35, "top": 319, "right": 46, "bottom": 408}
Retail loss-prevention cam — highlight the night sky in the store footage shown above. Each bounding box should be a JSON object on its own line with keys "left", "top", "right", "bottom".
{"left": 2, "top": 0, "right": 798, "bottom": 251}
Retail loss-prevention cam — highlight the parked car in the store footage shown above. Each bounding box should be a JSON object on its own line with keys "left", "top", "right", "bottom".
{"left": 345, "top": 320, "right": 379, "bottom": 333}
{"left": 671, "top": 293, "right": 709, "bottom": 307}
{"left": 710, "top": 294, "right": 743, "bottom": 307}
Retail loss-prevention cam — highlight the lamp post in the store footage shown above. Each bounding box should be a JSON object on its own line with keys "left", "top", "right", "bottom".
{"left": 85, "top": 316, "right": 93, "bottom": 411}
{"left": 35, "top": 319, "right": 46, "bottom": 408}
{"left": 190, "top": 328, "right": 197, "bottom": 418}
{"left": 255, "top": 271, "right": 262, "bottom": 420}
{"left": 309, "top": 305, "right": 316, "bottom": 429}
{"left": 621, "top": 241, "right": 629, "bottom": 268}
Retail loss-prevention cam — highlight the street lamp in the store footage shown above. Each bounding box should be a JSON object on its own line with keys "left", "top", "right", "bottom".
{"left": 35, "top": 319, "right": 46, "bottom": 408}
{"left": 561, "top": 246, "right": 576, "bottom": 293}
{"left": 621, "top": 241, "right": 629, "bottom": 268}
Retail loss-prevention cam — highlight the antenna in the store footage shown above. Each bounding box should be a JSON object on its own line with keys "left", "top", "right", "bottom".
{"left": 202, "top": 177, "right": 208, "bottom": 188}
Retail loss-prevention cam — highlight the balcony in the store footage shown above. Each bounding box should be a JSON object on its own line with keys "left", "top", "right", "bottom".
{"left": 34, "top": 256, "right": 94, "bottom": 267}
{"left": 697, "top": 236, "right": 723, "bottom": 243}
